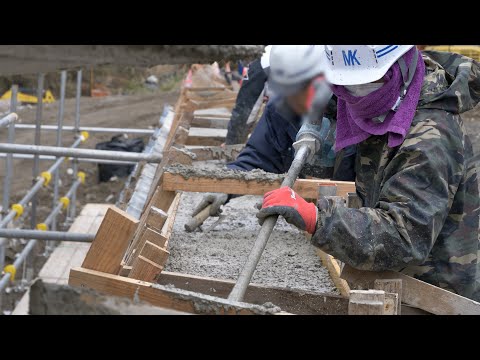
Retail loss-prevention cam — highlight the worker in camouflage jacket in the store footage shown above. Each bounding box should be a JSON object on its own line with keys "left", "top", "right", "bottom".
{"left": 257, "top": 46, "right": 480, "bottom": 301}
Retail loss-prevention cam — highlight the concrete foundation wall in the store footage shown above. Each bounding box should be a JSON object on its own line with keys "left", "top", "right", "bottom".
{"left": 0, "top": 45, "right": 264, "bottom": 75}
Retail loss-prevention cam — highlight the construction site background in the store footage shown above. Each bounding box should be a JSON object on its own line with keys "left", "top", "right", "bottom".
{"left": 0, "top": 64, "right": 187, "bottom": 313}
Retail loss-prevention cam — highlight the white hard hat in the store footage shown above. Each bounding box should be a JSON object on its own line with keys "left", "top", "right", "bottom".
{"left": 324, "top": 45, "right": 414, "bottom": 85}
{"left": 260, "top": 45, "right": 272, "bottom": 70}
{"left": 268, "top": 45, "right": 326, "bottom": 97}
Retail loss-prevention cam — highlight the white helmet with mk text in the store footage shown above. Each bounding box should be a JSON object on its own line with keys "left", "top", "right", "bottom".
{"left": 324, "top": 45, "right": 414, "bottom": 85}
{"left": 268, "top": 45, "right": 326, "bottom": 97}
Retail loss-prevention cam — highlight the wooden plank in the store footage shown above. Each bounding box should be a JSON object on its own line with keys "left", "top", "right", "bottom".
{"left": 163, "top": 172, "right": 356, "bottom": 199}
{"left": 139, "top": 227, "right": 167, "bottom": 248}
{"left": 128, "top": 255, "right": 164, "bottom": 282}
{"left": 128, "top": 234, "right": 169, "bottom": 281}
{"left": 185, "top": 98, "right": 236, "bottom": 111}
{"left": 173, "top": 125, "right": 189, "bottom": 145}
{"left": 145, "top": 206, "right": 168, "bottom": 232}
{"left": 191, "top": 117, "right": 229, "bottom": 129}
{"left": 157, "top": 271, "right": 349, "bottom": 315}
{"left": 374, "top": 279, "right": 402, "bottom": 315}
{"left": 150, "top": 186, "right": 176, "bottom": 214}
{"left": 194, "top": 107, "right": 231, "bottom": 118}
{"left": 140, "top": 241, "right": 169, "bottom": 265}
{"left": 349, "top": 290, "right": 385, "bottom": 315}
{"left": 161, "top": 193, "right": 181, "bottom": 245}
{"left": 119, "top": 265, "right": 132, "bottom": 277}
{"left": 340, "top": 264, "right": 480, "bottom": 315}
{"left": 125, "top": 192, "right": 179, "bottom": 267}
{"left": 383, "top": 293, "right": 399, "bottom": 315}
{"left": 123, "top": 182, "right": 174, "bottom": 265}
{"left": 186, "top": 127, "right": 227, "bottom": 146}
{"left": 165, "top": 144, "right": 243, "bottom": 163}
{"left": 316, "top": 249, "right": 351, "bottom": 297}
{"left": 68, "top": 267, "right": 288, "bottom": 315}
{"left": 82, "top": 207, "right": 139, "bottom": 275}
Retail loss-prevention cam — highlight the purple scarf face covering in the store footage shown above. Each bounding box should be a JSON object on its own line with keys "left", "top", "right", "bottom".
{"left": 331, "top": 48, "right": 425, "bottom": 151}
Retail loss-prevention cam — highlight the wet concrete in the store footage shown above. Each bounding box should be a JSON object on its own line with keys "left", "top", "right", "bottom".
{"left": 165, "top": 190, "right": 338, "bottom": 294}
{"left": 165, "top": 163, "right": 286, "bottom": 183}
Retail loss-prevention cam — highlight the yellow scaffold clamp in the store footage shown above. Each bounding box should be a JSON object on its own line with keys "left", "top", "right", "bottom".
{"left": 40, "top": 171, "right": 52, "bottom": 186}
{"left": 36, "top": 223, "right": 48, "bottom": 231}
{"left": 60, "top": 196, "right": 70, "bottom": 210}
{"left": 4, "top": 264, "right": 16, "bottom": 282}
{"left": 80, "top": 131, "right": 89, "bottom": 142}
{"left": 11, "top": 204, "right": 23, "bottom": 220}
{"left": 77, "top": 171, "right": 86, "bottom": 184}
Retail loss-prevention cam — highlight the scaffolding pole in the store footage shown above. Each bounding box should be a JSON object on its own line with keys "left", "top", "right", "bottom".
{"left": 69, "top": 70, "right": 82, "bottom": 222}
{"left": 0, "top": 229, "right": 94, "bottom": 243}
{"left": 44, "top": 179, "right": 81, "bottom": 226}
{"left": 0, "top": 143, "right": 162, "bottom": 162}
{"left": 31, "top": 73, "right": 45, "bottom": 231}
{"left": 14, "top": 124, "right": 155, "bottom": 136}
{"left": 0, "top": 86, "right": 17, "bottom": 282}
{"left": 0, "top": 153, "right": 137, "bottom": 165}
{"left": 0, "top": 138, "right": 83, "bottom": 231}
{"left": 52, "top": 70, "right": 67, "bottom": 233}
{"left": 0, "top": 178, "right": 87, "bottom": 294}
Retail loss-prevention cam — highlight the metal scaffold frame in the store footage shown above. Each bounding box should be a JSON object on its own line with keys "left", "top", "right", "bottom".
{"left": 0, "top": 68, "right": 163, "bottom": 311}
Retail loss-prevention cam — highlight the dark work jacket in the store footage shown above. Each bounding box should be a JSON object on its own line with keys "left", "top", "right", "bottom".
{"left": 227, "top": 97, "right": 356, "bottom": 181}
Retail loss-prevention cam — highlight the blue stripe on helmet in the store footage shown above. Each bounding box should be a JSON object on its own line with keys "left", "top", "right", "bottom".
{"left": 377, "top": 45, "right": 399, "bottom": 58}
{"left": 376, "top": 45, "right": 395, "bottom": 54}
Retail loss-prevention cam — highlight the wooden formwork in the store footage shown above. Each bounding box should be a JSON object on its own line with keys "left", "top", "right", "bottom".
{"left": 68, "top": 65, "right": 480, "bottom": 315}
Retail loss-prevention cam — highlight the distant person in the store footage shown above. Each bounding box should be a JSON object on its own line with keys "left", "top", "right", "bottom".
{"left": 225, "top": 45, "right": 272, "bottom": 145}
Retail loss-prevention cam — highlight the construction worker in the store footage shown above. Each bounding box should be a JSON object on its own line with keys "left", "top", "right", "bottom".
{"left": 257, "top": 45, "right": 480, "bottom": 300}
{"left": 224, "top": 45, "right": 272, "bottom": 145}
{"left": 192, "top": 45, "right": 356, "bottom": 221}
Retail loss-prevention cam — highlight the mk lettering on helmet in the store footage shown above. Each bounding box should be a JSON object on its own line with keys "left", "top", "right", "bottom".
{"left": 342, "top": 50, "right": 361, "bottom": 66}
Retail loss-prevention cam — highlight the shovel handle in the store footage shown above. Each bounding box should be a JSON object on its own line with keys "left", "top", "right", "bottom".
{"left": 184, "top": 204, "right": 212, "bottom": 232}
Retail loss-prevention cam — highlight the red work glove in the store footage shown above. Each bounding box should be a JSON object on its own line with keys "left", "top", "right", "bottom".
{"left": 256, "top": 187, "right": 318, "bottom": 234}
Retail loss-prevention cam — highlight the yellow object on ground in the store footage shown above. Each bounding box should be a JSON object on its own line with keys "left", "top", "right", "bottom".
{"left": 0, "top": 88, "right": 55, "bottom": 104}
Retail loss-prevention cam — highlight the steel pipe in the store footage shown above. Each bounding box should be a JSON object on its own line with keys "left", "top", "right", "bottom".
{"left": 0, "top": 143, "right": 162, "bottom": 162}
{"left": 0, "top": 153, "right": 137, "bottom": 165}
{"left": 14, "top": 124, "right": 155, "bottom": 136}
{"left": 228, "top": 145, "right": 311, "bottom": 302}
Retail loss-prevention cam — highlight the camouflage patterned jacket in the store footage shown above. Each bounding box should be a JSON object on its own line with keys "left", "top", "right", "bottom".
{"left": 312, "top": 51, "right": 480, "bottom": 301}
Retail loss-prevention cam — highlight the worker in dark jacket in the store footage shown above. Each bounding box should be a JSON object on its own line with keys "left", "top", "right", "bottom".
{"left": 225, "top": 45, "right": 271, "bottom": 145}
{"left": 257, "top": 45, "right": 480, "bottom": 300}
{"left": 193, "top": 45, "right": 356, "bottom": 220}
